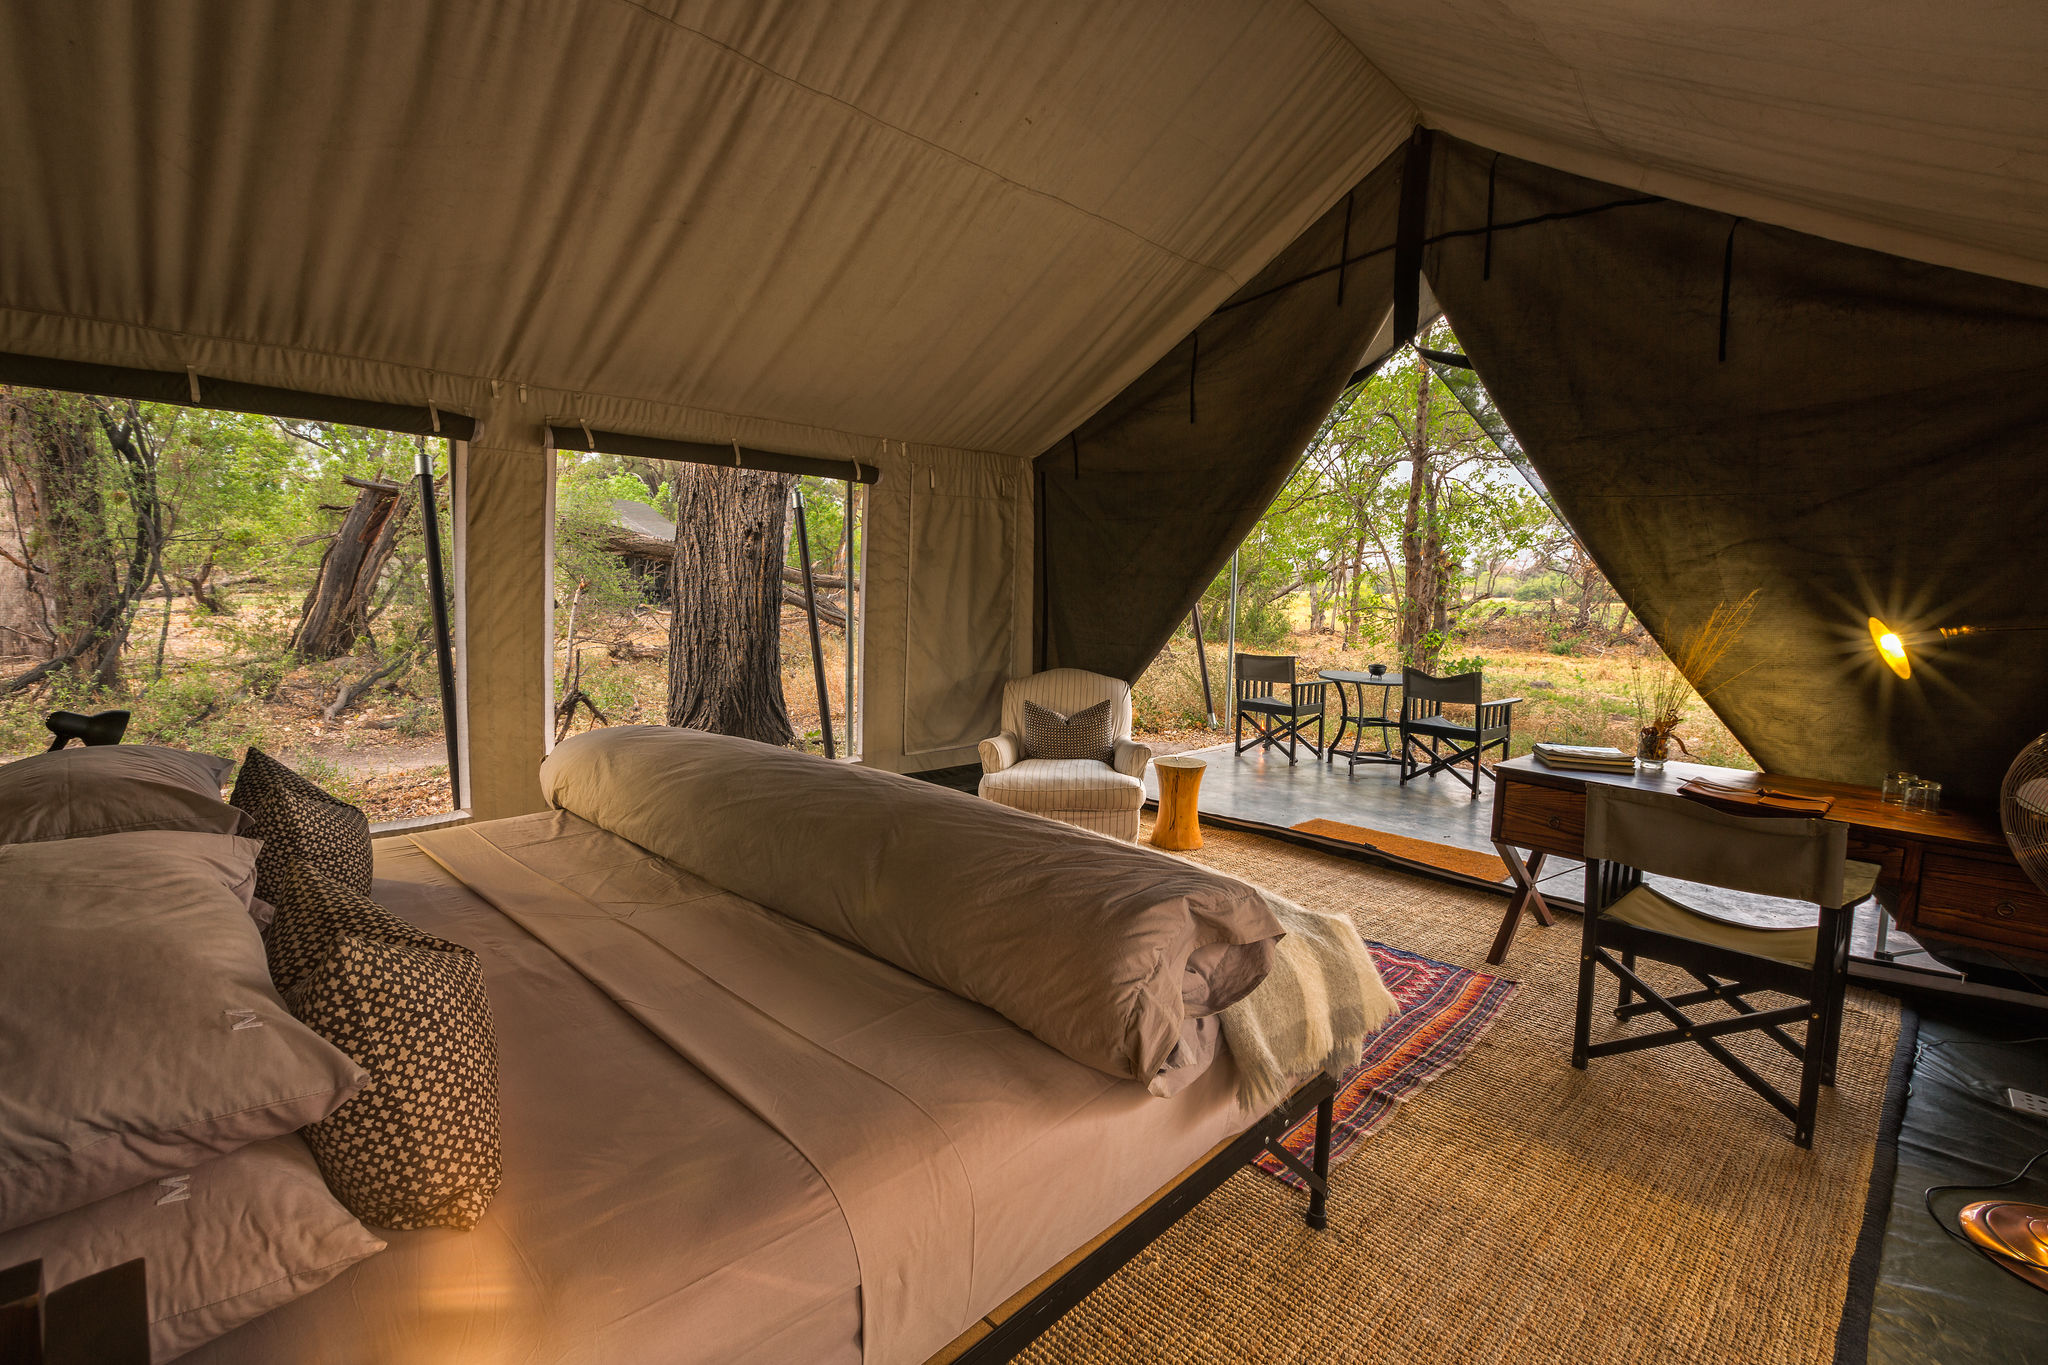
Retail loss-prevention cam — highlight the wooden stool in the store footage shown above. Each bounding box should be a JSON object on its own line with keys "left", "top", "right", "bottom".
{"left": 1151, "top": 756, "right": 1206, "bottom": 851}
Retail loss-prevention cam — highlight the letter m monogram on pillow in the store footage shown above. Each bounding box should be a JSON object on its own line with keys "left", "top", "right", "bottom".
{"left": 156, "top": 1174, "right": 192, "bottom": 1205}
{"left": 224, "top": 1008, "right": 264, "bottom": 1030}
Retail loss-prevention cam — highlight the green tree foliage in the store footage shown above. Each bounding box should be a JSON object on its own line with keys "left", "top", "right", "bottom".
{"left": 1230, "top": 324, "right": 1553, "bottom": 670}
{"left": 554, "top": 450, "right": 669, "bottom": 623}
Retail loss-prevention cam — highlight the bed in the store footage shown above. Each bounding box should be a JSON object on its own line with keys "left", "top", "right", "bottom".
{"left": 182, "top": 819, "right": 1286, "bottom": 1365}
{"left": 6, "top": 729, "right": 1379, "bottom": 1364}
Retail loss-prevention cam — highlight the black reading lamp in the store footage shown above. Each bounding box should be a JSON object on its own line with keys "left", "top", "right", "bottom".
{"left": 43, "top": 709, "right": 129, "bottom": 750}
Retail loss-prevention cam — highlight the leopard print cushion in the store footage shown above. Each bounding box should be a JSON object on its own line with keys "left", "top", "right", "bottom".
{"left": 229, "top": 747, "right": 372, "bottom": 904}
{"left": 274, "top": 864, "right": 501, "bottom": 1231}
{"left": 1021, "top": 698, "right": 1116, "bottom": 763}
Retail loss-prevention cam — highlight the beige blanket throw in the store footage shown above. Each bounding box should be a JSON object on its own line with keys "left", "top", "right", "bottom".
{"left": 1220, "top": 888, "right": 1400, "bottom": 1115}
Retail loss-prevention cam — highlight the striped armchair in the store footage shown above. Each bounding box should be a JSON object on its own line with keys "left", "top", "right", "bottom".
{"left": 977, "top": 669, "right": 1152, "bottom": 841}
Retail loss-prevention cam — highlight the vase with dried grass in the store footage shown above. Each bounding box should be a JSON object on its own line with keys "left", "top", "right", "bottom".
{"left": 1629, "top": 591, "right": 1759, "bottom": 772}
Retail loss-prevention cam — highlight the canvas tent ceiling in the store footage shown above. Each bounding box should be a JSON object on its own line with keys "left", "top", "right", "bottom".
{"left": 2, "top": 1, "right": 2046, "bottom": 810}
{"left": 1314, "top": 1, "right": 2048, "bottom": 291}
{"left": 0, "top": 0, "right": 1411, "bottom": 459}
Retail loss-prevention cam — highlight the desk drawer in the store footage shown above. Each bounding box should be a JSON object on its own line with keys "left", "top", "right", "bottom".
{"left": 1916, "top": 851, "right": 2048, "bottom": 954}
{"left": 1846, "top": 837, "right": 1906, "bottom": 884}
{"left": 1497, "top": 780, "right": 1585, "bottom": 856}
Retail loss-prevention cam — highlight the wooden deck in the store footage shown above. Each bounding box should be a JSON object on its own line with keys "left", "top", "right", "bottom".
{"left": 1142, "top": 740, "right": 1954, "bottom": 979}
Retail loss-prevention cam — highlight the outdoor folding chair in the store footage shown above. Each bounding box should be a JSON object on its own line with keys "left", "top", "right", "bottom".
{"left": 1398, "top": 668, "right": 1517, "bottom": 797}
{"left": 1234, "top": 654, "right": 1326, "bottom": 764}
{"left": 1574, "top": 784, "right": 1880, "bottom": 1148}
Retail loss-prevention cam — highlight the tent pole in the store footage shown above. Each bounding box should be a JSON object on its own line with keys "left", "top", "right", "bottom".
{"left": 794, "top": 489, "right": 835, "bottom": 759}
{"left": 843, "top": 478, "right": 857, "bottom": 757}
{"left": 1226, "top": 552, "right": 1239, "bottom": 731}
{"left": 1190, "top": 605, "right": 1215, "bottom": 726}
{"left": 415, "top": 436, "right": 461, "bottom": 809}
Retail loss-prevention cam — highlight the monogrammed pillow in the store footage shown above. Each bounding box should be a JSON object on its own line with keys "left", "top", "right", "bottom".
{"left": 229, "top": 747, "right": 373, "bottom": 903}
{"left": 0, "top": 1135, "right": 384, "bottom": 1360}
{"left": 274, "top": 865, "right": 502, "bottom": 1230}
{"left": 0, "top": 833, "right": 367, "bottom": 1232}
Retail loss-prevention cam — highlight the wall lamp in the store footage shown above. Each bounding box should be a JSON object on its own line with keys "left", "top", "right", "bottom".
{"left": 1868, "top": 617, "right": 2048, "bottom": 680}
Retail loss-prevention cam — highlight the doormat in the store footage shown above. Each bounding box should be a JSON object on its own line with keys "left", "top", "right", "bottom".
{"left": 1291, "top": 818, "right": 1509, "bottom": 882}
{"left": 1257, "top": 940, "right": 1518, "bottom": 1189}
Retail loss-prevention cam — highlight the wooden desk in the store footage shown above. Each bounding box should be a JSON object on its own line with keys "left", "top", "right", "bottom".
{"left": 1486, "top": 755, "right": 2048, "bottom": 968}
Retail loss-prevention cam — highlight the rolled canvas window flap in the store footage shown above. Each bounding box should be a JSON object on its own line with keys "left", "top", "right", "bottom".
{"left": 903, "top": 460, "right": 1020, "bottom": 755}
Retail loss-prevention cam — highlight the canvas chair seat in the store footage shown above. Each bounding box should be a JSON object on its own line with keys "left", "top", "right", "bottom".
{"left": 1606, "top": 863, "right": 1882, "bottom": 966}
{"left": 1403, "top": 713, "right": 1509, "bottom": 740}
{"left": 978, "top": 759, "right": 1144, "bottom": 812}
{"left": 1239, "top": 694, "right": 1322, "bottom": 717}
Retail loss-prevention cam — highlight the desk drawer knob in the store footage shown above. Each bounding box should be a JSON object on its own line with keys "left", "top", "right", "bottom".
{"left": 1547, "top": 815, "right": 1563, "bottom": 830}
{"left": 1996, "top": 900, "right": 2017, "bottom": 919}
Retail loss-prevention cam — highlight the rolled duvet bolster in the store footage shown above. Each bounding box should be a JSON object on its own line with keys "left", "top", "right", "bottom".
{"left": 539, "top": 727, "right": 1283, "bottom": 1083}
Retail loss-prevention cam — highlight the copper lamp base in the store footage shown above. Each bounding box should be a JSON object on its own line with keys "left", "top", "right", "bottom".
{"left": 1959, "top": 1200, "right": 2048, "bottom": 1293}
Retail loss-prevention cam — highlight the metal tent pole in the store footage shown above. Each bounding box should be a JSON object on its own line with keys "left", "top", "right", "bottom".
{"left": 1226, "top": 551, "right": 1239, "bottom": 731}
{"left": 794, "top": 489, "right": 835, "bottom": 759}
{"left": 415, "top": 436, "right": 461, "bottom": 808}
{"left": 1190, "top": 605, "right": 1215, "bottom": 726}
{"left": 844, "top": 478, "right": 858, "bottom": 757}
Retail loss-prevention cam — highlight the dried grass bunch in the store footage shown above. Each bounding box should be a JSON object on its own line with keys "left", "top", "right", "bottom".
{"left": 1631, "top": 590, "right": 1760, "bottom": 743}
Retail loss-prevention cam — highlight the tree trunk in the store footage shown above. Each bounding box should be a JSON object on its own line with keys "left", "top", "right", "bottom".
{"left": 292, "top": 477, "right": 407, "bottom": 658}
{"left": 0, "top": 389, "right": 121, "bottom": 668}
{"left": 665, "top": 464, "right": 797, "bottom": 745}
{"left": 1397, "top": 360, "right": 1439, "bottom": 667}
{"left": 0, "top": 391, "right": 160, "bottom": 692}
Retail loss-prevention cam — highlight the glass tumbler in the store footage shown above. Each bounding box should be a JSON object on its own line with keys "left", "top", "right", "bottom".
{"left": 1881, "top": 771, "right": 1914, "bottom": 805}
{"left": 1902, "top": 779, "right": 1942, "bottom": 813}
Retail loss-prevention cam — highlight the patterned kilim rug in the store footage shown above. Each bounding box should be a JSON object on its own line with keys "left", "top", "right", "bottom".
{"left": 1256, "top": 941, "right": 1517, "bottom": 1188}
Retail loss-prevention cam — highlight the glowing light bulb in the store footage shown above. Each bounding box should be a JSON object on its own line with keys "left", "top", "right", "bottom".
{"left": 1869, "top": 617, "right": 1911, "bottom": 679}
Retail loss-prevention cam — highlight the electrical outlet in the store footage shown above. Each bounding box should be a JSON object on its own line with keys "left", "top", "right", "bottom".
{"left": 2008, "top": 1088, "right": 2048, "bottom": 1119}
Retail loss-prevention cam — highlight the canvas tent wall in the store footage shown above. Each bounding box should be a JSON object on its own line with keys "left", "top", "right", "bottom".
{"left": 1043, "top": 131, "right": 2048, "bottom": 808}
{"left": 2, "top": 1, "right": 2045, "bottom": 815}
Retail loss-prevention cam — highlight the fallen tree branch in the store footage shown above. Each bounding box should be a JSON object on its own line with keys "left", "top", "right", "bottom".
{"left": 781, "top": 566, "right": 847, "bottom": 591}
{"left": 323, "top": 651, "right": 415, "bottom": 721}
{"left": 780, "top": 585, "right": 845, "bottom": 629}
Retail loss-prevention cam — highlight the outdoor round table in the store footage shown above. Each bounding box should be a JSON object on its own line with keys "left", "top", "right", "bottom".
{"left": 1150, "top": 755, "right": 1206, "bottom": 851}
{"left": 1319, "top": 669, "right": 1403, "bottom": 768}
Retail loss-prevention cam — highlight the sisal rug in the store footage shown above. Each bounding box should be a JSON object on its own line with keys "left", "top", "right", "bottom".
{"left": 1017, "top": 815, "right": 1900, "bottom": 1365}
{"left": 1291, "top": 817, "right": 1510, "bottom": 882}
{"left": 1257, "top": 941, "right": 1517, "bottom": 1189}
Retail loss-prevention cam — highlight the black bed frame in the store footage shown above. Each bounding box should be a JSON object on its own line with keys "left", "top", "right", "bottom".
{"left": 947, "top": 1071, "right": 1339, "bottom": 1364}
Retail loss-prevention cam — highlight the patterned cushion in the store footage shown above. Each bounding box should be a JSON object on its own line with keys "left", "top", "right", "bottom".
{"left": 230, "top": 747, "right": 372, "bottom": 903}
{"left": 275, "top": 865, "right": 502, "bottom": 1230}
{"left": 264, "top": 861, "right": 441, "bottom": 995}
{"left": 1021, "top": 698, "right": 1115, "bottom": 763}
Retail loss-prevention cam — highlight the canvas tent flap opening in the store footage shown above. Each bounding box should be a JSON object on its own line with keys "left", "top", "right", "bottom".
{"left": 1420, "top": 134, "right": 2048, "bottom": 805}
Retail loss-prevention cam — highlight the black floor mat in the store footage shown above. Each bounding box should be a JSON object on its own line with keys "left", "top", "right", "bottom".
{"left": 1855, "top": 1005, "right": 2048, "bottom": 1364}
